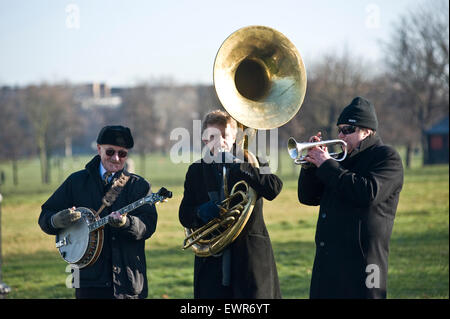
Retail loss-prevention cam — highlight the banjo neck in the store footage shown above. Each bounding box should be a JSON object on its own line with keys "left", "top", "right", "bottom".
{"left": 88, "top": 192, "right": 163, "bottom": 232}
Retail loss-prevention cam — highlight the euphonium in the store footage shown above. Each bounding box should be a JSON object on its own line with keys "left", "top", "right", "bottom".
{"left": 183, "top": 26, "right": 306, "bottom": 257}
{"left": 287, "top": 137, "right": 348, "bottom": 165}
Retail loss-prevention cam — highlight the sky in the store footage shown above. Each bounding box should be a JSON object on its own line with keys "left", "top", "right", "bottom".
{"left": 0, "top": 0, "right": 425, "bottom": 87}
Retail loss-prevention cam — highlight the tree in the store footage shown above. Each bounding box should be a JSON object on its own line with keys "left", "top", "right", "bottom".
{"left": 280, "top": 49, "right": 370, "bottom": 145}
{"left": 0, "top": 87, "right": 33, "bottom": 185}
{"left": 121, "top": 84, "right": 162, "bottom": 176}
{"left": 21, "top": 84, "right": 77, "bottom": 184}
{"left": 383, "top": 0, "right": 449, "bottom": 164}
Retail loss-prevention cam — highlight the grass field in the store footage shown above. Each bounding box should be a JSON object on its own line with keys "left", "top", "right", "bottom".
{"left": 0, "top": 151, "right": 448, "bottom": 299}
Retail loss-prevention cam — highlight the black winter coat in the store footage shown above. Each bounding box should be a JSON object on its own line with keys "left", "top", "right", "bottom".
{"left": 179, "top": 159, "right": 283, "bottom": 298}
{"left": 39, "top": 155, "right": 157, "bottom": 298}
{"left": 298, "top": 134, "right": 403, "bottom": 299}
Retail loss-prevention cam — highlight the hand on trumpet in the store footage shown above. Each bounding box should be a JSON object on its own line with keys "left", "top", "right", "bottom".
{"left": 304, "top": 132, "right": 332, "bottom": 168}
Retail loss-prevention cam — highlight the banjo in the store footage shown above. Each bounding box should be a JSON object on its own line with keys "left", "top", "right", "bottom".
{"left": 56, "top": 187, "right": 172, "bottom": 268}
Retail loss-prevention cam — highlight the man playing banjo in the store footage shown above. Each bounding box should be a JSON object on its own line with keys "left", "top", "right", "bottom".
{"left": 39, "top": 125, "right": 158, "bottom": 299}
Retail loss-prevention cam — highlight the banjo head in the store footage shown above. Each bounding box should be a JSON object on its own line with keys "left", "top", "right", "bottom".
{"left": 56, "top": 207, "right": 96, "bottom": 264}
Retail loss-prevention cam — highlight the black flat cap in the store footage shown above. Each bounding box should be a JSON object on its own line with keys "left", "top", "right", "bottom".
{"left": 96, "top": 125, "right": 134, "bottom": 149}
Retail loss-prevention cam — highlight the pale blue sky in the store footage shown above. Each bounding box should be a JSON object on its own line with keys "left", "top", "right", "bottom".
{"left": 0, "top": 0, "right": 424, "bottom": 87}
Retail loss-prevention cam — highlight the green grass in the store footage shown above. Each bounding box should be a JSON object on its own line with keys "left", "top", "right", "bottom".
{"left": 0, "top": 152, "right": 448, "bottom": 299}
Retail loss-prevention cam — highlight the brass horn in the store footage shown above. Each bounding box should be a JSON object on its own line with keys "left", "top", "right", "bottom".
{"left": 287, "top": 137, "right": 348, "bottom": 165}
{"left": 183, "top": 151, "right": 259, "bottom": 257}
{"left": 183, "top": 26, "right": 306, "bottom": 257}
{"left": 183, "top": 176, "right": 257, "bottom": 257}
{"left": 213, "top": 25, "right": 307, "bottom": 129}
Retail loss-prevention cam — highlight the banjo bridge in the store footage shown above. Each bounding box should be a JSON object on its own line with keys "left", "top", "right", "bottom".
{"left": 56, "top": 234, "right": 71, "bottom": 248}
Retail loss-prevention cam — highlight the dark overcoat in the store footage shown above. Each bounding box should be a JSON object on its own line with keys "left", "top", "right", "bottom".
{"left": 179, "top": 158, "right": 283, "bottom": 298}
{"left": 298, "top": 134, "right": 403, "bottom": 298}
{"left": 39, "top": 155, "right": 158, "bottom": 298}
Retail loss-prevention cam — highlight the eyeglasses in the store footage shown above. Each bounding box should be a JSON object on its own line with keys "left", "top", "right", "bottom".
{"left": 105, "top": 149, "right": 128, "bottom": 158}
{"left": 338, "top": 125, "right": 357, "bottom": 135}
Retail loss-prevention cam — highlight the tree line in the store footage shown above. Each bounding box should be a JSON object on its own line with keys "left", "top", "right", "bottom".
{"left": 0, "top": 1, "right": 448, "bottom": 184}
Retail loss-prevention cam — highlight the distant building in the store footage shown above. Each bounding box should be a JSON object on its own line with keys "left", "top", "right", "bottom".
{"left": 425, "top": 116, "right": 449, "bottom": 164}
{"left": 73, "top": 82, "right": 123, "bottom": 110}
{"left": 70, "top": 82, "right": 125, "bottom": 154}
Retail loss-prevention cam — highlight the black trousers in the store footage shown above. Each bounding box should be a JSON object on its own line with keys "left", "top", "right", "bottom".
{"left": 75, "top": 287, "right": 115, "bottom": 299}
{"left": 194, "top": 254, "right": 233, "bottom": 299}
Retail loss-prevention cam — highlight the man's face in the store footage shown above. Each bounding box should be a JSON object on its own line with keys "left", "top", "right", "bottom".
{"left": 202, "top": 123, "right": 237, "bottom": 155}
{"left": 97, "top": 144, "right": 128, "bottom": 172}
{"left": 337, "top": 125, "right": 371, "bottom": 154}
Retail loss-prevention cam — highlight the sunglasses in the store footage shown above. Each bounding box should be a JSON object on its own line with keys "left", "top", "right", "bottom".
{"left": 105, "top": 149, "right": 128, "bottom": 158}
{"left": 338, "top": 125, "right": 358, "bottom": 135}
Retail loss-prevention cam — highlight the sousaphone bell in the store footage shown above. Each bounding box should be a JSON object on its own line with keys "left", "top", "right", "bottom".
{"left": 213, "top": 25, "right": 307, "bottom": 129}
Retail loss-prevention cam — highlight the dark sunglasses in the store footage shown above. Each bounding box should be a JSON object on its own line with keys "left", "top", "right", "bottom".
{"left": 105, "top": 149, "right": 128, "bottom": 158}
{"left": 338, "top": 125, "right": 358, "bottom": 135}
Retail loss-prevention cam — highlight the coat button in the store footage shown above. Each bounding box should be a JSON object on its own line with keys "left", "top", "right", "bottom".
{"left": 319, "top": 241, "right": 325, "bottom": 247}
{"left": 321, "top": 213, "right": 326, "bottom": 218}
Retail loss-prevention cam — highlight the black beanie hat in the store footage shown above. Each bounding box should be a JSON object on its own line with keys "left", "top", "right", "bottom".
{"left": 96, "top": 125, "right": 134, "bottom": 149}
{"left": 337, "top": 97, "right": 378, "bottom": 131}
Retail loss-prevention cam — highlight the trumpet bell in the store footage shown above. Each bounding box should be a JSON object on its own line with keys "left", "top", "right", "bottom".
{"left": 213, "top": 25, "right": 307, "bottom": 129}
{"left": 287, "top": 137, "right": 299, "bottom": 160}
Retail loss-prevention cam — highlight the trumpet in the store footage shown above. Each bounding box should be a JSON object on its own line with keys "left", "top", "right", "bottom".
{"left": 287, "top": 137, "right": 347, "bottom": 165}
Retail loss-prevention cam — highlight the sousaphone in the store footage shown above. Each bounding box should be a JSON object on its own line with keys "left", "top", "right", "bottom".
{"left": 183, "top": 25, "right": 307, "bottom": 257}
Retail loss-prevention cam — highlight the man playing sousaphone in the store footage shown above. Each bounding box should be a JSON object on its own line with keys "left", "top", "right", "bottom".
{"left": 39, "top": 125, "right": 158, "bottom": 299}
{"left": 179, "top": 110, "right": 283, "bottom": 298}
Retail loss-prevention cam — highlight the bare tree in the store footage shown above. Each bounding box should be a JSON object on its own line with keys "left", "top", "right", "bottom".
{"left": 196, "top": 85, "right": 222, "bottom": 121}
{"left": 21, "top": 83, "right": 77, "bottom": 184}
{"left": 121, "top": 84, "right": 162, "bottom": 176}
{"left": 383, "top": 0, "right": 449, "bottom": 164}
{"left": 363, "top": 77, "right": 418, "bottom": 167}
{"left": 280, "top": 49, "right": 370, "bottom": 146}
{"left": 0, "top": 87, "right": 33, "bottom": 185}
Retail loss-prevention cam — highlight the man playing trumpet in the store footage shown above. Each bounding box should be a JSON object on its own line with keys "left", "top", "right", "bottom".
{"left": 298, "top": 97, "right": 404, "bottom": 299}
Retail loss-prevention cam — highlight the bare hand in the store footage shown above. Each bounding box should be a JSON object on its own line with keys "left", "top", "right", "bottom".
{"left": 309, "top": 131, "right": 322, "bottom": 143}
{"left": 304, "top": 132, "right": 331, "bottom": 167}
{"left": 304, "top": 147, "right": 332, "bottom": 167}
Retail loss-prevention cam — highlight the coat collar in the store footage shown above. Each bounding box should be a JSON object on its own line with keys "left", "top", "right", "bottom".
{"left": 347, "top": 133, "right": 382, "bottom": 159}
{"left": 341, "top": 134, "right": 382, "bottom": 169}
{"left": 85, "top": 155, "right": 102, "bottom": 178}
{"left": 85, "top": 154, "right": 128, "bottom": 177}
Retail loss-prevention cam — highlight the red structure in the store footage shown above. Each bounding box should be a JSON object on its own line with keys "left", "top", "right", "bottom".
{"left": 425, "top": 116, "right": 449, "bottom": 165}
